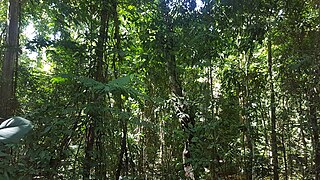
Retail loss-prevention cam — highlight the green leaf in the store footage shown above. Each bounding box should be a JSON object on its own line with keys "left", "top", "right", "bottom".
{"left": 0, "top": 172, "right": 10, "bottom": 180}
{"left": 0, "top": 151, "right": 10, "bottom": 157}
{"left": 0, "top": 117, "right": 33, "bottom": 144}
{"left": 50, "top": 76, "right": 68, "bottom": 84}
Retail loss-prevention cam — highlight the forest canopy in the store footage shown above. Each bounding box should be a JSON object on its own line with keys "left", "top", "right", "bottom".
{"left": 0, "top": 0, "right": 319, "bottom": 179}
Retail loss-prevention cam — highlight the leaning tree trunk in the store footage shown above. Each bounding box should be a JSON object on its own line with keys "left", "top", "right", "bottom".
{"left": 0, "top": 0, "right": 20, "bottom": 119}
{"left": 268, "top": 37, "right": 279, "bottom": 180}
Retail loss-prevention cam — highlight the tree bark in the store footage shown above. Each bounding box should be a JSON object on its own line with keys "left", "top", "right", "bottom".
{"left": 165, "top": 22, "right": 195, "bottom": 180}
{"left": 0, "top": 0, "right": 20, "bottom": 119}
{"left": 83, "top": 121, "right": 95, "bottom": 180}
{"left": 240, "top": 52, "right": 253, "bottom": 180}
{"left": 281, "top": 126, "right": 288, "bottom": 180}
{"left": 115, "top": 115, "right": 128, "bottom": 180}
{"left": 111, "top": 0, "right": 130, "bottom": 179}
{"left": 268, "top": 37, "right": 279, "bottom": 180}
{"left": 160, "top": 1, "right": 195, "bottom": 178}
{"left": 83, "top": 0, "right": 108, "bottom": 178}
{"left": 309, "top": 87, "right": 320, "bottom": 179}
{"left": 167, "top": 54, "right": 195, "bottom": 180}
{"left": 281, "top": 97, "right": 288, "bottom": 180}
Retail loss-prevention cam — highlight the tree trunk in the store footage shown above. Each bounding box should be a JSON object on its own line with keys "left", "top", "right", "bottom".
{"left": 95, "top": 1, "right": 108, "bottom": 178}
{"left": 167, "top": 55, "right": 195, "bottom": 179}
{"left": 298, "top": 98, "right": 308, "bottom": 177}
{"left": 0, "top": 0, "right": 20, "bottom": 119}
{"left": 309, "top": 87, "right": 320, "bottom": 179}
{"left": 83, "top": 0, "right": 108, "bottom": 178}
{"left": 281, "top": 126, "right": 288, "bottom": 180}
{"left": 166, "top": 35, "right": 195, "bottom": 180}
{"left": 115, "top": 116, "right": 128, "bottom": 180}
{"left": 209, "top": 65, "right": 218, "bottom": 179}
{"left": 243, "top": 53, "right": 253, "bottom": 180}
{"left": 268, "top": 37, "right": 279, "bottom": 180}
{"left": 83, "top": 121, "right": 95, "bottom": 180}
{"left": 96, "top": 0, "right": 108, "bottom": 83}
{"left": 112, "top": 1, "right": 130, "bottom": 178}
{"left": 160, "top": 2, "right": 195, "bottom": 178}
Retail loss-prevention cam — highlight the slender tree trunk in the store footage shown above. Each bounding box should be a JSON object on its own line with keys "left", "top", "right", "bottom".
{"left": 245, "top": 53, "right": 253, "bottom": 180}
{"left": 281, "top": 127, "right": 288, "bottom": 180}
{"left": 0, "top": 0, "right": 20, "bottom": 119}
{"left": 166, "top": 38, "right": 195, "bottom": 180}
{"left": 96, "top": 132, "right": 107, "bottom": 180}
{"left": 95, "top": 1, "right": 108, "bottom": 178}
{"left": 160, "top": 1, "right": 195, "bottom": 179}
{"left": 268, "top": 37, "right": 279, "bottom": 180}
{"left": 167, "top": 55, "right": 195, "bottom": 180}
{"left": 83, "top": 121, "right": 95, "bottom": 180}
{"left": 96, "top": 0, "right": 108, "bottom": 83}
{"left": 115, "top": 116, "right": 128, "bottom": 180}
{"left": 238, "top": 52, "right": 253, "bottom": 179}
{"left": 309, "top": 88, "right": 320, "bottom": 179}
{"left": 113, "top": 1, "right": 130, "bottom": 178}
{"left": 209, "top": 65, "right": 218, "bottom": 179}
{"left": 299, "top": 98, "right": 308, "bottom": 177}
{"left": 281, "top": 95, "right": 290, "bottom": 180}
{"left": 84, "top": 0, "right": 108, "bottom": 178}
{"left": 281, "top": 97, "right": 288, "bottom": 180}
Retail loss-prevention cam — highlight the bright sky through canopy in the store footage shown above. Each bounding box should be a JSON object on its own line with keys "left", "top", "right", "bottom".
{"left": 23, "top": 23, "right": 37, "bottom": 59}
{"left": 196, "top": 0, "right": 204, "bottom": 10}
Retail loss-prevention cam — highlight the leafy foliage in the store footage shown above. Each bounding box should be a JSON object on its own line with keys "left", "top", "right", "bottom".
{"left": 0, "top": 0, "right": 319, "bottom": 179}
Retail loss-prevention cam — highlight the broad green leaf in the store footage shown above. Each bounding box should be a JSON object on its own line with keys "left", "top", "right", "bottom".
{"left": 0, "top": 117, "right": 33, "bottom": 144}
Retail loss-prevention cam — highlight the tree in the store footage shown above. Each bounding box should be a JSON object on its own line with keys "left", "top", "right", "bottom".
{"left": 0, "top": 0, "right": 20, "bottom": 119}
{"left": 0, "top": 0, "right": 319, "bottom": 179}
{"left": 268, "top": 34, "right": 279, "bottom": 180}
